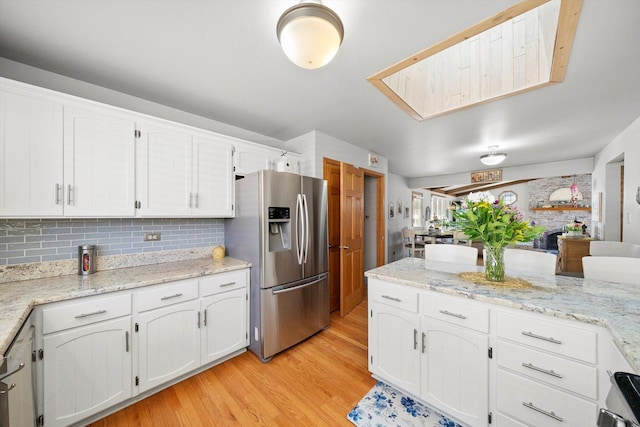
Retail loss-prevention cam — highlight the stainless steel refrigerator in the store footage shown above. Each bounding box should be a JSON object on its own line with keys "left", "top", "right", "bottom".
{"left": 225, "top": 170, "right": 329, "bottom": 362}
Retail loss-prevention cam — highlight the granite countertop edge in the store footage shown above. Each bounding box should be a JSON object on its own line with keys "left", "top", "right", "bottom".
{"left": 0, "top": 256, "right": 251, "bottom": 357}
{"left": 365, "top": 258, "right": 640, "bottom": 374}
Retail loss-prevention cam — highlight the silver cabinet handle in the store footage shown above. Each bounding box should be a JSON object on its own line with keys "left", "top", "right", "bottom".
{"left": 197, "top": 311, "right": 201, "bottom": 329}
{"left": 439, "top": 309, "right": 467, "bottom": 320}
{"left": 160, "top": 293, "right": 183, "bottom": 301}
{"left": 522, "top": 331, "right": 562, "bottom": 345}
{"left": 67, "top": 185, "right": 73, "bottom": 205}
{"left": 422, "top": 332, "right": 426, "bottom": 353}
{"left": 0, "top": 383, "right": 16, "bottom": 394}
{"left": 55, "top": 184, "right": 61, "bottom": 205}
{"left": 203, "top": 309, "right": 207, "bottom": 327}
{"left": 125, "top": 331, "right": 129, "bottom": 353}
{"left": 382, "top": 295, "right": 401, "bottom": 302}
{"left": 0, "top": 363, "right": 24, "bottom": 382}
{"left": 220, "top": 282, "right": 236, "bottom": 287}
{"left": 74, "top": 309, "right": 107, "bottom": 319}
{"left": 522, "top": 401, "right": 564, "bottom": 422}
{"left": 522, "top": 362, "right": 563, "bottom": 378}
{"left": 413, "top": 328, "right": 418, "bottom": 350}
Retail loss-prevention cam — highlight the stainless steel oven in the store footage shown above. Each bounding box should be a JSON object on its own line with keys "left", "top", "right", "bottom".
{"left": 0, "top": 320, "right": 36, "bottom": 427}
{"left": 598, "top": 372, "right": 640, "bottom": 427}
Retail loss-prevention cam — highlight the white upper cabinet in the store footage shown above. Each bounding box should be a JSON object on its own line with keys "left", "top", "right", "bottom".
{"left": 0, "top": 86, "right": 64, "bottom": 217}
{"left": 136, "top": 120, "right": 193, "bottom": 217}
{"left": 135, "top": 121, "right": 235, "bottom": 217}
{"left": 0, "top": 80, "right": 135, "bottom": 217}
{"left": 234, "top": 140, "right": 300, "bottom": 176}
{"left": 192, "top": 134, "right": 234, "bottom": 217}
{"left": 63, "top": 106, "right": 135, "bottom": 217}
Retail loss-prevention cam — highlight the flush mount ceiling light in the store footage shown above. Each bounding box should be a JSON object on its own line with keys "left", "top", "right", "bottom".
{"left": 276, "top": 1, "right": 344, "bottom": 70}
{"left": 480, "top": 146, "right": 507, "bottom": 166}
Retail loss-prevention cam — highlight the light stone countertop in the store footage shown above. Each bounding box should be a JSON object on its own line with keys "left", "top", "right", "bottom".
{"left": 365, "top": 258, "right": 640, "bottom": 373}
{"left": 0, "top": 256, "right": 251, "bottom": 357}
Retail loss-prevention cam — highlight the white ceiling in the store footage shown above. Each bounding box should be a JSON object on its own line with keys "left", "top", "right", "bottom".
{"left": 1, "top": 0, "right": 639, "bottom": 179}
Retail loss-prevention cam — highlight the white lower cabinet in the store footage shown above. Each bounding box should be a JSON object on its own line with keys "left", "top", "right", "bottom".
{"left": 367, "top": 278, "right": 631, "bottom": 427}
{"left": 420, "top": 317, "right": 489, "bottom": 426}
{"left": 368, "top": 301, "right": 421, "bottom": 396}
{"left": 42, "top": 294, "right": 133, "bottom": 427}
{"left": 368, "top": 279, "right": 488, "bottom": 426}
{"left": 137, "top": 299, "right": 201, "bottom": 393}
{"left": 38, "top": 267, "right": 249, "bottom": 426}
{"left": 200, "top": 288, "right": 247, "bottom": 364}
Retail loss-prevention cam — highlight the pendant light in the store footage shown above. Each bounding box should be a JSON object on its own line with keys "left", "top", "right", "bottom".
{"left": 276, "top": 1, "right": 344, "bottom": 69}
{"left": 480, "top": 145, "right": 507, "bottom": 166}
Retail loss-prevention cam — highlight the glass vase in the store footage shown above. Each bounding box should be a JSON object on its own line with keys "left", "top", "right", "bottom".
{"left": 484, "top": 244, "right": 505, "bottom": 282}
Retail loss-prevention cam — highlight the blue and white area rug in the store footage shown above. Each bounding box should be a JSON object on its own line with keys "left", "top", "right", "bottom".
{"left": 347, "top": 381, "right": 465, "bottom": 427}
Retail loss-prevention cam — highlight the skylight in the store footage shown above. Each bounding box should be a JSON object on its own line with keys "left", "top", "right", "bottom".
{"left": 368, "top": 0, "right": 582, "bottom": 121}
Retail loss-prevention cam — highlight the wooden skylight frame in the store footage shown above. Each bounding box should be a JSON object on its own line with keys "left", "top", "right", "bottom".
{"left": 367, "top": 0, "right": 583, "bottom": 121}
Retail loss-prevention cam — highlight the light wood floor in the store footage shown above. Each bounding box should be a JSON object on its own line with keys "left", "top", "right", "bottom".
{"left": 89, "top": 299, "right": 375, "bottom": 426}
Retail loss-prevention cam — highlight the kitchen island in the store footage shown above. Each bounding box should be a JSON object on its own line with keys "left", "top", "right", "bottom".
{"left": 365, "top": 258, "right": 639, "bottom": 426}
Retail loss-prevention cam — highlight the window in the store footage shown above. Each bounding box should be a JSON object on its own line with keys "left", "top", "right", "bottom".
{"left": 411, "top": 192, "right": 423, "bottom": 228}
{"left": 430, "top": 196, "right": 449, "bottom": 221}
{"left": 499, "top": 191, "right": 517, "bottom": 205}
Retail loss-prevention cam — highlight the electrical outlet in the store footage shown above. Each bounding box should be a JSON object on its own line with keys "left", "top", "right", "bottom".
{"left": 144, "top": 232, "right": 161, "bottom": 242}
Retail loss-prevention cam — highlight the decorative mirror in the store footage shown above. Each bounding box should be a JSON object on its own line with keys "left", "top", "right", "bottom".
{"left": 499, "top": 191, "right": 517, "bottom": 205}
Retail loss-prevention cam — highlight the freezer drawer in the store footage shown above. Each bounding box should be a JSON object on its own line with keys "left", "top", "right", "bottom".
{"left": 259, "top": 274, "right": 329, "bottom": 360}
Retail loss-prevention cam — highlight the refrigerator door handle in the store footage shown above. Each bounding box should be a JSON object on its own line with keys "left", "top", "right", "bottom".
{"left": 296, "top": 194, "right": 304, "bottom": 265}
{"left": 303, "top": 194, "right": 309, "bottom": 264}
{"left": 272, "top": 275, "right": 326, "bottom": 294}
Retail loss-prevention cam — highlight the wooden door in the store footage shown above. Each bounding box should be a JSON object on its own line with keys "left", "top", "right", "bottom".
{"left": 340, "top": 162, "right": 364, "bottom": 316}
{"left": 324, "top": 159, "right": 341, "bottom": 312}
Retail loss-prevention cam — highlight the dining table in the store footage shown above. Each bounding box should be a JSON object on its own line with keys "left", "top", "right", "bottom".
{"left": 413, "top": 229, "right": 454, "bottom": 244}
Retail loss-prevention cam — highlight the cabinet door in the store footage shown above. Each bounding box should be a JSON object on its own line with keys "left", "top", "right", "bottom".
{"left": 136, "top": 121, "right": 192, "bottom": 217}
{"left": 192, "top": 134, "right": 234, "bottom": 217}
{"left": 0, "top": 87, "right": 64, "bottom": 216}
{"left": 234, "top": 143, "right": 277, "bottom": 176}
{"left": 368, "top": 301, "right": 420, "bottom": 396}
{"left": 63, "top": 106, "right": 135, "bottom": 216}
{"left": 137, "top": 299, "right": 200, "bottom": 392}
{"left": 43, "top": 316, "right": 132, "bottom": 427}
{"left": 200, "top": 287, "right": 247, "bottom": 365}
{"left": 420, "top": 317, "right": 489, "bottom": 427}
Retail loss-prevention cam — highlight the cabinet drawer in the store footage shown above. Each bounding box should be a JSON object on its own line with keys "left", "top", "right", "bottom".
{"left": 496, "top": 340, "right": 597, "bottom": 399}
{"left": 200, "top": 269, "right": 247, "bottom": 297}
{"left": 495, "top": 310, "right": 597, "bottom": 364}
{"left": 369, "top": 279, "right": 419, "bottom": 313}
{"left": 421, "top": 291, "right": 489, "bottom": 333}
{"left": 137, "top": 279, "right": 199, "bottom": 312}
{"left": 496, "top": 370, "right": 597, "bottom": 427}
{"left": 42, "top": 293, "right": 131, "bottom": 334}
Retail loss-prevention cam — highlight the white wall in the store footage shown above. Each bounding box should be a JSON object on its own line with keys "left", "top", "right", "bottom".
{"left": 592, "top": 116, "right": 640, "bottom": 244}
{"left": 387, "top": 173, "right": 412, "bottom": 262}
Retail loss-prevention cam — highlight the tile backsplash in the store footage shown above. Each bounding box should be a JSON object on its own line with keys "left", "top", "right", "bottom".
{"left": 0, "top": 218, "right": 224, "bottom": 266}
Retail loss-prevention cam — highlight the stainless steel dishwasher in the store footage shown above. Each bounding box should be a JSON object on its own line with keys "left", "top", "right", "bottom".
{"left": 0, "top": 319, "right": 36, "bottom": 427}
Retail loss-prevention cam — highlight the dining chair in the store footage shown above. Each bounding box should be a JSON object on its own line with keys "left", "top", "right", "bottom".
{"left": 452, "top": 231, "right": 473, "bottom": 246}
{"left": 424, "top": 244, "right": 478, "bottom": 266}
{"left": 582, "top": 256, "right": 640, "bottom": 285}
{"left": 503, "top": 248, "right": 557, "bottom": 275}
{"left": 589, "top": 241, "right": 640, "bottom": 258}
{"left": 402, "top": 227, "right": 425, "bottom": 258}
